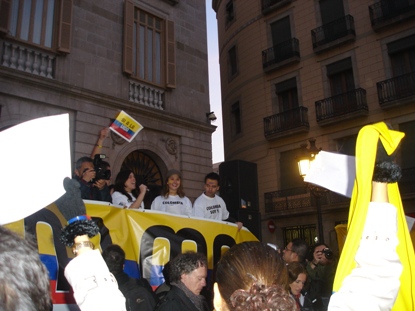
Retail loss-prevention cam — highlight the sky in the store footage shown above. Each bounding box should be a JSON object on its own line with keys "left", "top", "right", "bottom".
{"left": 205, "top": 0, "right": 225, "bottom": 164}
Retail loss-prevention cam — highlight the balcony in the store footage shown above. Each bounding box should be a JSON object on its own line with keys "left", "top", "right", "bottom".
{"left": 262, "top": 0, "right": 293, "bottom": 15}
{"left": 264, "top": 166, "right": 414, "bottom": 216}
{"left": 264, "top": 187, "right": 349, "bottom": 214}
{"left": 129, "top": 80, "right": 165, "bottom": 110}
{"left": 264, "top": 106, "right": 309, "bottom": 140}
{"left": 311, "top": 15, "right": 355, "bottom": 53}
{"left": 377, "top": 72, "right": 415, "bottom": 108}
{"left": 1, "top": 40, "right": 55, "bottom": 79}
{"left": 369, "top": 0, "right": 415, "bottom": 31}
{"left": 262, "top": 38, "right": 300, "bottom": 72}
{"left": 315, "top": 88, "right": 368, "bottom": 125}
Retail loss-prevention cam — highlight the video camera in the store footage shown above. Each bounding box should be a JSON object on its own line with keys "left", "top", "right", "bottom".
{"left": 93, "top": 154, "right": 111, "bottom": 181}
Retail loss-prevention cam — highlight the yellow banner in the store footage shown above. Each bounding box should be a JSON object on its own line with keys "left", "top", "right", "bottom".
{"left": 6, "top": 201, "right": 258, "bottom": 306}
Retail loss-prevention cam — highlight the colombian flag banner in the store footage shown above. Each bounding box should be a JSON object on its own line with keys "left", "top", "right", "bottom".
{"left": 5, "top": 201, "right": 258, "bottom": 310}
{"left": 110, "top": 110, "right": 143, "bottom": 142}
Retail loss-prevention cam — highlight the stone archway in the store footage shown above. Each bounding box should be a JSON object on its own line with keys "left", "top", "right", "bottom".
{"left": 120, "top": 150, "right": 164, "bottom": 209}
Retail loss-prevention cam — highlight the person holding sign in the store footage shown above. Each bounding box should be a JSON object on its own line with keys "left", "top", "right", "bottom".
{"left": 151, "top": 170, "right": 192, "bottom": 216}
{"left": 91, "top": 128, "right": 110, "bottom": 159}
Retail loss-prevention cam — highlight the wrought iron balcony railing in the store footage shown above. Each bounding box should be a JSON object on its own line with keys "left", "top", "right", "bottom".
{"left": 262, "top": 38, "right": 300, "bottom": 70}
{"left": 261, "top": 0, "right": 293, "bottom": 14}
{"left": 377, "top": 72, "right": 415, "bottom": 107}
{"left": 315, "top": 88, "right": 368, "bottom": 123}
{"left": 311, "top": 15, "right": 355, "bottom": 51}
{"left": 265, "top": 166, "right": 415, "bottom": 213}
{"left": 369, "top": 0, "right": 415, "bottom": 27}
{"left": 264, "top": 187, "right": 349, "bottom": 213}
{"left": 264, "top": 106, "right": 309, "bottom": 138}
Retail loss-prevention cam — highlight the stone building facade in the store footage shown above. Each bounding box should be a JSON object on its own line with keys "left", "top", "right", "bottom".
{"left": 212, "top": 0, "right": 415, "bottom": 250}
{"left": 0, "top": 0, "right": 215, "bottom": 205}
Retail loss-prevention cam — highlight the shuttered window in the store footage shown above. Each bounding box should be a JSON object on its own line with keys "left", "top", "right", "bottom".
{"left": 327, "top": 58, "right": 354, "bottom": 96}
{"left": 228, "top": 45, "right": 238, "bottom": 79}
{"left": 0, "top": 0, "right": 72, "bottom": 52}
{"left": 388, "top": 35, "right": 415, "bottom": 77}
{"left": 123, "top": 0, "right": 176, "bottom": 88}
{"left": 275, "top": 78, "right": 298, "bottom": 112}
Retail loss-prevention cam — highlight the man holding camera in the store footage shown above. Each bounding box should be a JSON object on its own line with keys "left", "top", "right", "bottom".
{"left": 306, "top": 243, "right": 337, "bottom": 311}
{"left": 74, "top": 156, "right": 112, "bottom": 203}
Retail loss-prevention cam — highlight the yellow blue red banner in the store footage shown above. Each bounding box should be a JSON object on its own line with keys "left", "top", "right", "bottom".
{"left": 5, "top": 201, "right": 258, "bottom": 309}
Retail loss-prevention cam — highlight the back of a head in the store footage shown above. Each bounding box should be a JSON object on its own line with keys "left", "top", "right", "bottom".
{"left": 291, "top": 239, "right": 309, "bottom": 263}
{"left": 215, "top": 241, "right": 296, "bottom": 311}
{"left": 102, "top": 244, "right": 126, "bottom": 275}
{"left": 169, "top": 251, "right": 207, "bottom": 283}
{"left": 0, "top": 226, "right": 51, "bottom": 311}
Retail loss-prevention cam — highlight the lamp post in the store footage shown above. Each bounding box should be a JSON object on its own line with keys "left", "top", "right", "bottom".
{"left": 297, "top": 138, "right": 326, "bottom": 243}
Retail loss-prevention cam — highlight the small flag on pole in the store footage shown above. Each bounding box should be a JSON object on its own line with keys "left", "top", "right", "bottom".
{"left": 109, "top": 110, "right": 143, "bottom": 142}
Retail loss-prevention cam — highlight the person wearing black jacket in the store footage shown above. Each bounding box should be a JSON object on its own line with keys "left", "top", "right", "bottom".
{"left": 102, "top": 244, "right": 156, "bottom": 311}
{"left": 155, "top": 251, "right": 210, "bottom": 311}
{"left": 74, "top": 156, "right": 112, "bottom": 203}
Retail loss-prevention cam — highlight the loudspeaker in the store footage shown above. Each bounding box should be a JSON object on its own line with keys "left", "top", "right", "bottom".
{"left": 238, "top": 210, "right": 262, "bottom": 240}
{"left": 219, "top": 160, "right": 259, "bottom": 220}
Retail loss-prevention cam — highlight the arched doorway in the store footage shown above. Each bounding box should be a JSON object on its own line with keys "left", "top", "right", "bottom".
{"left": 120, "top": 150, "right": 164, "bottom": 209}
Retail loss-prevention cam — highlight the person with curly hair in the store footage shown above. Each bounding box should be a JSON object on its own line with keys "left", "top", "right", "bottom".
{"left": 213, "top": 241, "right": 297, "bottom": 311}
{"left": 155, "top": 251, "right": 210, "bottom": 311}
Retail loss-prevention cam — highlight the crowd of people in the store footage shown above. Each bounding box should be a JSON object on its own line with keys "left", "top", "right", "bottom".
{"left": 74, "top": 128, "right": 243, "bottom": 229}
{"left": 0, "top": 179, "right": 406, "bottom": 311}
{"left": 1, "top": 122, "right": 410, "bottom": 311}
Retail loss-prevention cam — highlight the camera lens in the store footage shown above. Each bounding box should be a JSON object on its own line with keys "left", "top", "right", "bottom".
{"left": 323, "top": 248, "right": 333, "bottom": 260}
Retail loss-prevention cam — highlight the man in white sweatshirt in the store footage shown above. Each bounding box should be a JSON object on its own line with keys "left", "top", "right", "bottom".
{"left": 193, "top": 172, "right": 242, "bottom": 230}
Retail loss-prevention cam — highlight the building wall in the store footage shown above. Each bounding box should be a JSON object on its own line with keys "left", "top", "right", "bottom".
{"left": 0, "top": 0, "right": 214, "bottom": 202}
{"left": 213, "top": 0, "right": 415, "bottom": 247}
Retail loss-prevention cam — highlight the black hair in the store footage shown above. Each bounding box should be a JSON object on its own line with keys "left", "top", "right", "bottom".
{"left": 169, "top": 251, "right": 207, "bottom": 283}
{"left": 113, "top": 170, "right": 137, "bottom": 202}
{"left": 205, "top": 172, "right": 220, "bottom": 185}
{"left": 102, "top": 244, "right": 125, "bottom": 275}
{"left": 291, "top": 239, "right": 309, "bottom": 263}
{"left": 372, "top": 130, "right": 402, "bottom": 183}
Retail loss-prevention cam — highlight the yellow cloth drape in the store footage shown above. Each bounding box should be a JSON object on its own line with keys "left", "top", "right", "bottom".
{"left": 334, "top": 224, "right": 347, "bottom": 253}
{"left": 332, "top": 122, "right": 415, "bottom": 311}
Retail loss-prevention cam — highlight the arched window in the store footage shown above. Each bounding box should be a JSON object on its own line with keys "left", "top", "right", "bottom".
{"left": 120, "top": 150, "right": 163, "bottom": 208}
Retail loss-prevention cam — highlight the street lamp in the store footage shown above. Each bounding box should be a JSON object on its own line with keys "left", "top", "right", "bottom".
{"left": 297, "top": 138, "right": 326, "bottom": 243}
